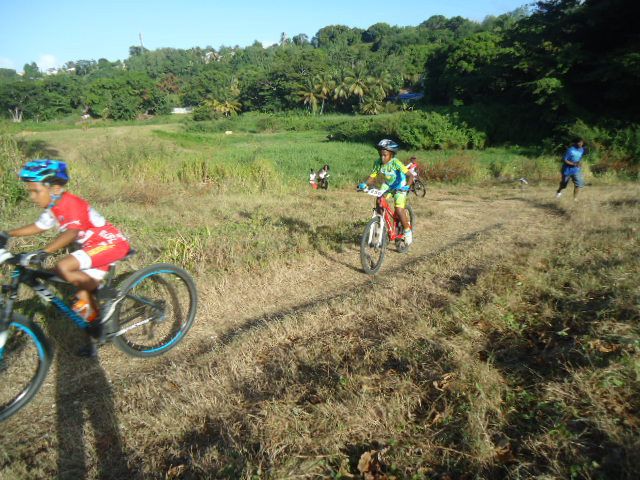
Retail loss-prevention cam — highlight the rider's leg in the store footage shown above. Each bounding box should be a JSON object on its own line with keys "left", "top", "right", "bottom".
{"left": 393, "top": 192, "right": 411, "bottom": 230}
{"left": 56, "top": 255, "right": 102, "bottom": 357}
{"left": 396, "top": 206, "right": 411, "bottom": 230}
{"left": 56, "top": 255, "right": 100, "bottom": 311}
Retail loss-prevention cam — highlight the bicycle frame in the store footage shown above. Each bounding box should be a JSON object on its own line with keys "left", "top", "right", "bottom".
{"left": 366, "top": 189, "right": 407, "bottom": 243}
{"left": 1, "top": 263, "right": 91, "bottom": 332}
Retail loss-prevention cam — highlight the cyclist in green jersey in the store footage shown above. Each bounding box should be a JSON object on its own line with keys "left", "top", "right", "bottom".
{"left": 358, "top": 139, "right": 414, "bottom": 245}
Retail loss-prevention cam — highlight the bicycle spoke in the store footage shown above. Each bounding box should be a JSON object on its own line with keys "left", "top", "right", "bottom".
{"left": 112, "top": 265, "right": 197, "bottom": 357}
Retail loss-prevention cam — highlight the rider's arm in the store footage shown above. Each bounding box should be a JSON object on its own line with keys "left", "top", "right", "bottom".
{"left": 42, "top": 229, "right": 79, "bottom": 254}
{"left": 7, "top": 224, "right": 46, "bottom": 237}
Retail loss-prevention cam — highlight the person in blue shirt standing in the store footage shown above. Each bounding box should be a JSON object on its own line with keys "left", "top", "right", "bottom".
{"left": 556, "top": 139, "right": 587, "bottom": 200}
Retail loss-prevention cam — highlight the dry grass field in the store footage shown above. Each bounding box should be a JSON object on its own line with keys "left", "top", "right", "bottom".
{"left": 0, "top": 125, "right": 638, "bottom": 479}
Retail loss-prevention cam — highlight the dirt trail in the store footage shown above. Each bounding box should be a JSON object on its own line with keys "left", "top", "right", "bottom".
{"left": 2, "top": 186, "right": 570, "bottom": 478}
{"left": 85, "top": 186, "right": 563, "bottom": 384}
{"left": 193, "top": 188, "right": 560, "bottom": 340}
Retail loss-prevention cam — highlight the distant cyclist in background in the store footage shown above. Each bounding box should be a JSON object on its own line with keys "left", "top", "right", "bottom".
{"left": 556, "top": 138, "right": 587, "bottom": 200}
{"left": 317, "top": 164, "right": 330, "bottom": 189}
{"left": 406, "top": 156, "right": 419, "bottom": 180}
{"left": 358, "top": 139, "right": 414, "bottom": 245}
{"left": 0, "top": 160, "right": 131, "bottom": 354}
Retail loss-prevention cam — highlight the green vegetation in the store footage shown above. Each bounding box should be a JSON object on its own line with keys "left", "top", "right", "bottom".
{"left": 1, "top": 0, "right": 638, "bottom": 173}
{"left": 1, "top": 123, "right": 638, "bottom": 479}
{"left": 0, "top": 1, "right": 638, "bottom": 476}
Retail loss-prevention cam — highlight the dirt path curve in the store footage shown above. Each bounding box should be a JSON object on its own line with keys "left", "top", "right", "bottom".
{"left": 187, "top": 188, "right": 561, "bottom": 347}
{"left": 66, "top": 186, "right": 564, "bottom": 393}
{"left": 2, "top": 186, "right": 568, "bottom": 479}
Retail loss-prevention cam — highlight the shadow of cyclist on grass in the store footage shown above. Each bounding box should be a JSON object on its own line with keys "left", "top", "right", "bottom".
{"left": 17, "top": 298, "right": 137, "bottom": 479}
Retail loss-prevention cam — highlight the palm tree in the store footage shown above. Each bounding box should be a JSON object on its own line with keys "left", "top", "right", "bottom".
{"left": 367, "top": 71, "right": 394, "bottom": 99}
{"left": 344, "top": 67, "right": 369, "bottom": 103}
{"left": 220, "top": 99, "right": 241, "bottom": 116}
{"left": 313, "top": 74, "right": 335, "bottom": 114}
{"left": 332, "top": 77, "right": 350, "bottom": 107}
{"left": 296, "top": 80, "right": 320, "bottom": 113}
{"left": 360, "top": 95, "right": 384, "bottom": 115}
{"left": 204, "top": 98, "right": 241, "bottom": 117}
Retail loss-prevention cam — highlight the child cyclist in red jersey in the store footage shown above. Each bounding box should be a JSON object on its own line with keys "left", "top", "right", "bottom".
{"left": 406, "top": 156, "right": 419, "bottom": 180}
{"left": 358, "top": 139, "right": 414, "bottom": 244}
{"left": 0, "top": 159, "right": 130, "bottom": 354}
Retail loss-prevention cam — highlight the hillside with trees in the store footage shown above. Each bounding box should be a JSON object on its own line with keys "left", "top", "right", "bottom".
{"left": 1, "top": 0, "right": 638, "bottom": 151}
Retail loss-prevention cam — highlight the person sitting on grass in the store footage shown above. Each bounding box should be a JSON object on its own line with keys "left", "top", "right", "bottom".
{"left": 309, "top": 168, "right": 318, "bottom": 189}
{"left": 0, "top": 159, "right": 131, "bottom": 356}
{"left": 317, "top": 164, "right": 330, "bottom": 188}
{"left": 358, "top": 139, "right": 414, "bottom": 245}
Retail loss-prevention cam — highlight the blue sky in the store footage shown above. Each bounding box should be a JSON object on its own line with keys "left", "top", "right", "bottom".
{"left": 0, "top": 0, "right": 528, "bottom": 72}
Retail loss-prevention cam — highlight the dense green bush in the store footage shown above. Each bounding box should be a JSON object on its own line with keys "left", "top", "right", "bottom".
{"left": 561, "top": 120, "right": 640, "bottom": 177}
{"left": 187, "top": 112, "right": 357, "bottom": 134}
{"left": 327, "top": 112, "right": 486, "bottom": 150}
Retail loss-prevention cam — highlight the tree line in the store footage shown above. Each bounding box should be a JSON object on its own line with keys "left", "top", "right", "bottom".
{"left": 0, "top": 0, "right": 638, "bottom": 144}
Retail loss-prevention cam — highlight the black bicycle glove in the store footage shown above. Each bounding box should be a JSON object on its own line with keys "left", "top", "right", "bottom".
{"left": 0, "top": 231, "right": 9, "bottom": 249}
{"left": 19, "top": 250, "right": 49, "bottom": 267}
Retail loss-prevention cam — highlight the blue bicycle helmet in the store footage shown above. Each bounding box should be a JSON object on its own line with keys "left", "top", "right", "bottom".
{"left": 19, "top": 159, "right": 69, "bottom": 185}
{"left": 376, "top": 139, "right": 399, "bottom": 153}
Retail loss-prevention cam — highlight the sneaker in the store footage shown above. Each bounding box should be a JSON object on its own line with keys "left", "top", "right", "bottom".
{"left": 404, "top": 229, "right": 413, "bottom": 246}
{"left": 555, "top": 192, "right": 562, "bottom": 198}
{"left": 72, "top": 299, "right": 98, "bottom": 322}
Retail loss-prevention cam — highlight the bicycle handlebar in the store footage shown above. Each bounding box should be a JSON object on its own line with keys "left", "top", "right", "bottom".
{"left": 0, "top": 248, "right": 17, "bottom": 266}
{"left": 0, "top": 249, "right": 47, "bottom": 268}
{"left": 357, "top": 187, "right": 409, "bottom": 197}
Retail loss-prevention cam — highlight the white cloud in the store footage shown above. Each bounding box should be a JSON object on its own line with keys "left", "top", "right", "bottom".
{"left": 0, "top": 57, "right": 16, "bottom": 69}
{"left": 37, "top": 54, "right": 60, "bottom": 71}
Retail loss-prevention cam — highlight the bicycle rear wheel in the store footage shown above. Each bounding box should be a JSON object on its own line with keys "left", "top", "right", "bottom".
{"left": 360, "top": 217, "right": 388, "bottom": 274}
{"left": 0, "top": 315, "right": 52, "bottom": 421}
{"left": 413, "top": 180, "right": 426, "bottom": 197}
{"left": 112, "top": 264, "right": 197, "bottom": 358}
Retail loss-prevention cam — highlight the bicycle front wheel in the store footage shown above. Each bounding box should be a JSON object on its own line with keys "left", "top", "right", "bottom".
{"left": 0, "top": 315, "right": 52, "bottom": 421}
{"left": 112, "top": 264, "right": 197, "bottom": 358}
{"left": 413, "top": 180, "right": 426, "bottom": 197}
{"left": 360, "top": 217, "right": 388, "bottom": 275}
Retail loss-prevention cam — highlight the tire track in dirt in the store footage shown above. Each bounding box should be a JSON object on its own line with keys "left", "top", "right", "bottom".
{"left": 2, "top": 188, "right": 566, "bottom": 480}
{"left": 97, "top": 189, "right": 562, "bottom": 380}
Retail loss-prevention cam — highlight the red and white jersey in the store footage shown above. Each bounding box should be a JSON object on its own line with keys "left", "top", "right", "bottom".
{"left": 35, "top": 192, "right": 127, "bottom": 248}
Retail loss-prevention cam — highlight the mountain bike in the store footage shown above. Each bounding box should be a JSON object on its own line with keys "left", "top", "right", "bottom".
{"left": 409, "top": 177, "right": 426, "bottom": 197}
{"left": 357, "top": 187, "right": 415, "bottom": 275}
{"left": 0, "top": 247, "right": 197, "bottom": 421}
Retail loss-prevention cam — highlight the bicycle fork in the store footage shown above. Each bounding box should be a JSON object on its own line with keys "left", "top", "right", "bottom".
{"left": 368, "top": 213, "right": 385, "bottom": 247}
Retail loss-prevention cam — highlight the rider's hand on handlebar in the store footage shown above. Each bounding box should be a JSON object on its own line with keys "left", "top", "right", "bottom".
{"left": 19, "top": 250, "right": 49, "bottom": 267}
{"left": 0, "top": 231, "right": 9, "bottom": 249}
{"left": 357, "top": 183, "right": 367, "bottom": 191}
